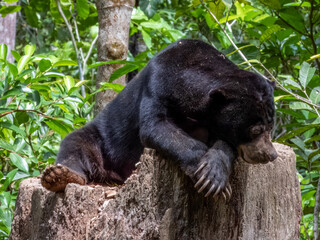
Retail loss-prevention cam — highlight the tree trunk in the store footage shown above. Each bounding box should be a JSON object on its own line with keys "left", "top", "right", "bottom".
{"left": 0, "top": 5, "right": 17, "bottom": 63}
{"left": 95, "top": 0, "right": 135, "bottom": 113}
{"left": 10, "top": 143, "right": 301, "bottom": 240}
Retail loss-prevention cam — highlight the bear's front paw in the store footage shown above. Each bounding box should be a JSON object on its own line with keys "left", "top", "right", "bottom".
{"left": 193, "top": 151, "right": 232, "bottom": 201}
{"left": 41, "top": 164, "right": 86, "bottom": 192}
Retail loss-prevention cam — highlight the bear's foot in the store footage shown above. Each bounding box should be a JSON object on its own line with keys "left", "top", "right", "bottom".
{"left": 41, "top": 164, "right": 86, "bottom": 192}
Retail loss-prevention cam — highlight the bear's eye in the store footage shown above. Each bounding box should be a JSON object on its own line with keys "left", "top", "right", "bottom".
{"left": 250, "top": 125, "right": 264, "bottom": 137}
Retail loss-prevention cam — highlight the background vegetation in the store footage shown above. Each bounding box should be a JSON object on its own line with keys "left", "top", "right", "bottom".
{"left": 0, "top": 0, "right": 319, "bottom": 239}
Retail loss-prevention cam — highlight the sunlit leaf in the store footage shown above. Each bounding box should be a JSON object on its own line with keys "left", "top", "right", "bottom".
{"left": 9, "top": 153, "right": 29, "bottom": 173}
{"left": 0, "top": 44, "right": 8, "bottom": 60}
{"left": 299, "top": 62, "right": 316, "bottom": 89}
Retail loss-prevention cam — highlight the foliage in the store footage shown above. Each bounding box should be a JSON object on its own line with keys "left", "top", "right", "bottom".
{"left": 0, "top": 43, "right": 94, "bottom": 237}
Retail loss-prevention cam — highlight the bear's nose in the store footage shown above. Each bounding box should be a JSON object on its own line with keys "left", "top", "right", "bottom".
{"left": 268, "top": 150, "right": 278, "bottom": 162}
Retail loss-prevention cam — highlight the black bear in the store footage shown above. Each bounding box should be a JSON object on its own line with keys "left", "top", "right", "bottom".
{"left": 41, "top": 39, "right": 278, "bottom": 199}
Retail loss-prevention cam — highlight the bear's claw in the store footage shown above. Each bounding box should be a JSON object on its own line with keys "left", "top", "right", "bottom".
{"left": 41, "top": 164, "right": 86, "bottom": 192}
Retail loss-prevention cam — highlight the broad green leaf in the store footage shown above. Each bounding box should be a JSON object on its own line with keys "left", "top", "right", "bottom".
{"left": 53, "top": 60, "right": 78, "bottom": 67}
{"left": 1, "top": 88, "right": 22, "bottom": 100}
{"left": 141, "top": 29, "right": 152, "bottom": 49}
{"left": 17, "top": 55, "right": 32, "bottom": 74}
{"left": 15, "top": 111, "right": 29, "bottom": 125}
{"left": 284, "top": 79, "right": 301, "bottom": 89}
{"left": 64, "top": 76, "right": 75, "bottom": 91}
{"left": 8, "top": 63, "right": 18, "bottom": 77}
{"left": 0, "top": 169, "right": 18, "bottom": 192}
{"left": 299, "top": 62, "right": 316, "bottom": 89}
{"left": 39, "top": 59, "right": 52, "bottom": 72}
{"left": 44, "top": 72, "right": 65, "bottom": 77}
{"left": 110, "top": 64, "right": 139, "bottom": 82}
{"left": 289, "top": 102, "right": 313, "bottom": 111}
{"left": 24, "top": 6, "right": 39, "bottom": 28}
{"left": 11, "top": 50, "right": 21, "bottom": 62}
{"left": 258, "top": 0, "right": 281, "bottom": 10}
{"left": 0, "top": 5, "right": 21, "bottom": 17}
{"left": 260, "top": 25, "right": 282, "bottom": 44}
{"left": 0, "top": 44, "right": 8, "bottom": 60}
{"left": 89, "top": 60, "right": 136, "bottom": 68}
{"left": 140, "top": 0, "right": 161, "bottom": 18}
{"left": 44, "top": 120, "right": 69, "bottom": 138}
{"left": 24, "top": 44, "right": 36, "bottom": 56}
{"left": 208, "top": 1, "right": 225, "bottom": 20}
{"left": 310, "top": 87, "right": 320, "bottom": 104}
{"left": 0, "top": 139, "right": 18, "bottom": 153}
{"left": 90, "top": 26, "right": 98, "bottom": 38}
{"left": 277, "top": 124, "right": 320, "bottom": 142}
{"left": 0, "top": 122, "right": 26, "bottom": 137}
{"left": 101, "top": 82, "right": 125, "bottom": 93}
{"left": 9, "top": 153, "right": 29, "bottom": 173}
{"left": 75, "top": 80, "right": 88, "bottom": 87}
{"left": 77, "top": 0, "right": 89, "bottom": 19}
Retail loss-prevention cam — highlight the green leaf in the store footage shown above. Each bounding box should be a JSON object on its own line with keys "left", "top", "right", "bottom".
{"left": 0, "top": 122, "right": 26, "bottom": 137}
{"left": 208, "top": 1, "right": 225, "bottom": 20}
{"left": 310, "top": 87, "right": 320, "bottom": 104}
{"left": 0, "top": 44, "right": 8, "bottom": 60}
{"left": 0, "top": 5, "right": 21, "bottom": 17}
{"left": 75, "top": 80, "right": 88, "bottom": 88}
{"left": 110, "top": 64, "right": 139, "bottom": 82}
{"left": 64, "top": 76, "right": 75, "bottom": 91}
{"left": 9, "top": 153, "right": 29, "bottom": 173}
{"left": 77, "top": 0, "right": 89, "bottom": 19}
{"left": 24, "top": 44, "right": 36, "bottom": 56}
{"left": 15, "top": 111, "right": 29, "bottom": 125}
{"left": 17, "top": 55, "right": 32, "bottom": 74}
{"left": 8, "top": 63, "right": 18, "bottom": 77}
{"left": 258, "top": 0, "right": 281, "bottom": 10}
{"left": 260, "top": 25, "right": 282, "bottom": 44}
{"left": 1, "top": 169, "right": 18, "bottom": 191}
{"left": 39, "top": 59, "right": 52, "bottom": 72}
{"left": 24, "top": 5, "right": 39, "bottom": 28}
{"left": 141, "top": 29, "right": 152, "bottom": 49}
{"left": 11, "top": 50, "right": 21, "bottom": 62}
{"left": 299, "top": 62, "right": 316, "bottom": 89}
{"left": 53, "top": 60, "right": 78, "bottom": 67}
{"left": 101, "top": 82, "right": 125, "bottom": 93}
{"left": 140, "top": 0, "right": 161, "bottom": 18}
{"left": 277, "top": 124, "right": 320, "bottom": 142}
{"left": 89, "top": 60, "right": 134, "bottom": 68}
{"left": 44, "top": 120, "right": 70, "bottom": 138}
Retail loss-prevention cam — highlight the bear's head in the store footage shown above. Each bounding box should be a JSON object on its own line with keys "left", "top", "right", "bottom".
{"left": 210, "top": 70, "right": 278, "bottom": 164}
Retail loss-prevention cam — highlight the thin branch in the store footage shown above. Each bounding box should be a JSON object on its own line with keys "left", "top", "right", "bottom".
{"left": 0, "top": 148, "right": 29, "bottom": 158}
{"left": 0, "top": 109, "right": 56, "bottom": 119}
{"left": 84, "top": 34, "right": 98, "bottom": 66}
{"left": 55, "top": 0, "right": 84, "bottom": 80}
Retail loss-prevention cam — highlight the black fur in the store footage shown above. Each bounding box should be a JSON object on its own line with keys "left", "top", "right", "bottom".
{"left": 56, "top": 39, "right": 275, "bottom": 190}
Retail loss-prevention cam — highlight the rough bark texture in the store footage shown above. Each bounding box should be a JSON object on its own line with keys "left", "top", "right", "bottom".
{"left": 0, "top": 5, "right": 17, "bottom": 63}
{"left": 95, "top": 0, "right": 135, "bottom": 113}
{"left": 10, "top": 143, "right": 301, "bottom": 240}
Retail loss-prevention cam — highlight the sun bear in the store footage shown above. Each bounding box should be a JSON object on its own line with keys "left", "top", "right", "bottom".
{"left": 41, "top": 39, "right": 277, "bottom": 199}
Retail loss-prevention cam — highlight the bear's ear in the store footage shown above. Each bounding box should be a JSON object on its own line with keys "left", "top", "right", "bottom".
{"left": 268, "top": 80, "right": 276, "bottom": 88}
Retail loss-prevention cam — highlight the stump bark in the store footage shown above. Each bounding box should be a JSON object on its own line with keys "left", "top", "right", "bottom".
{"left": 10, "top": 143, "right": 301, "bottom": 240}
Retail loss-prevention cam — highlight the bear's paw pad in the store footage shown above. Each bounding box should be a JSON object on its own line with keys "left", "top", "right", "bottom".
{"left": 41, "top": 164, "right": 86, "bottom": 192}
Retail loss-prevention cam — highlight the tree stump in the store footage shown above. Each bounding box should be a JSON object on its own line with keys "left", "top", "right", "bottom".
{"left": 10, "top": 143, "right": 301, "bottom": 240}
